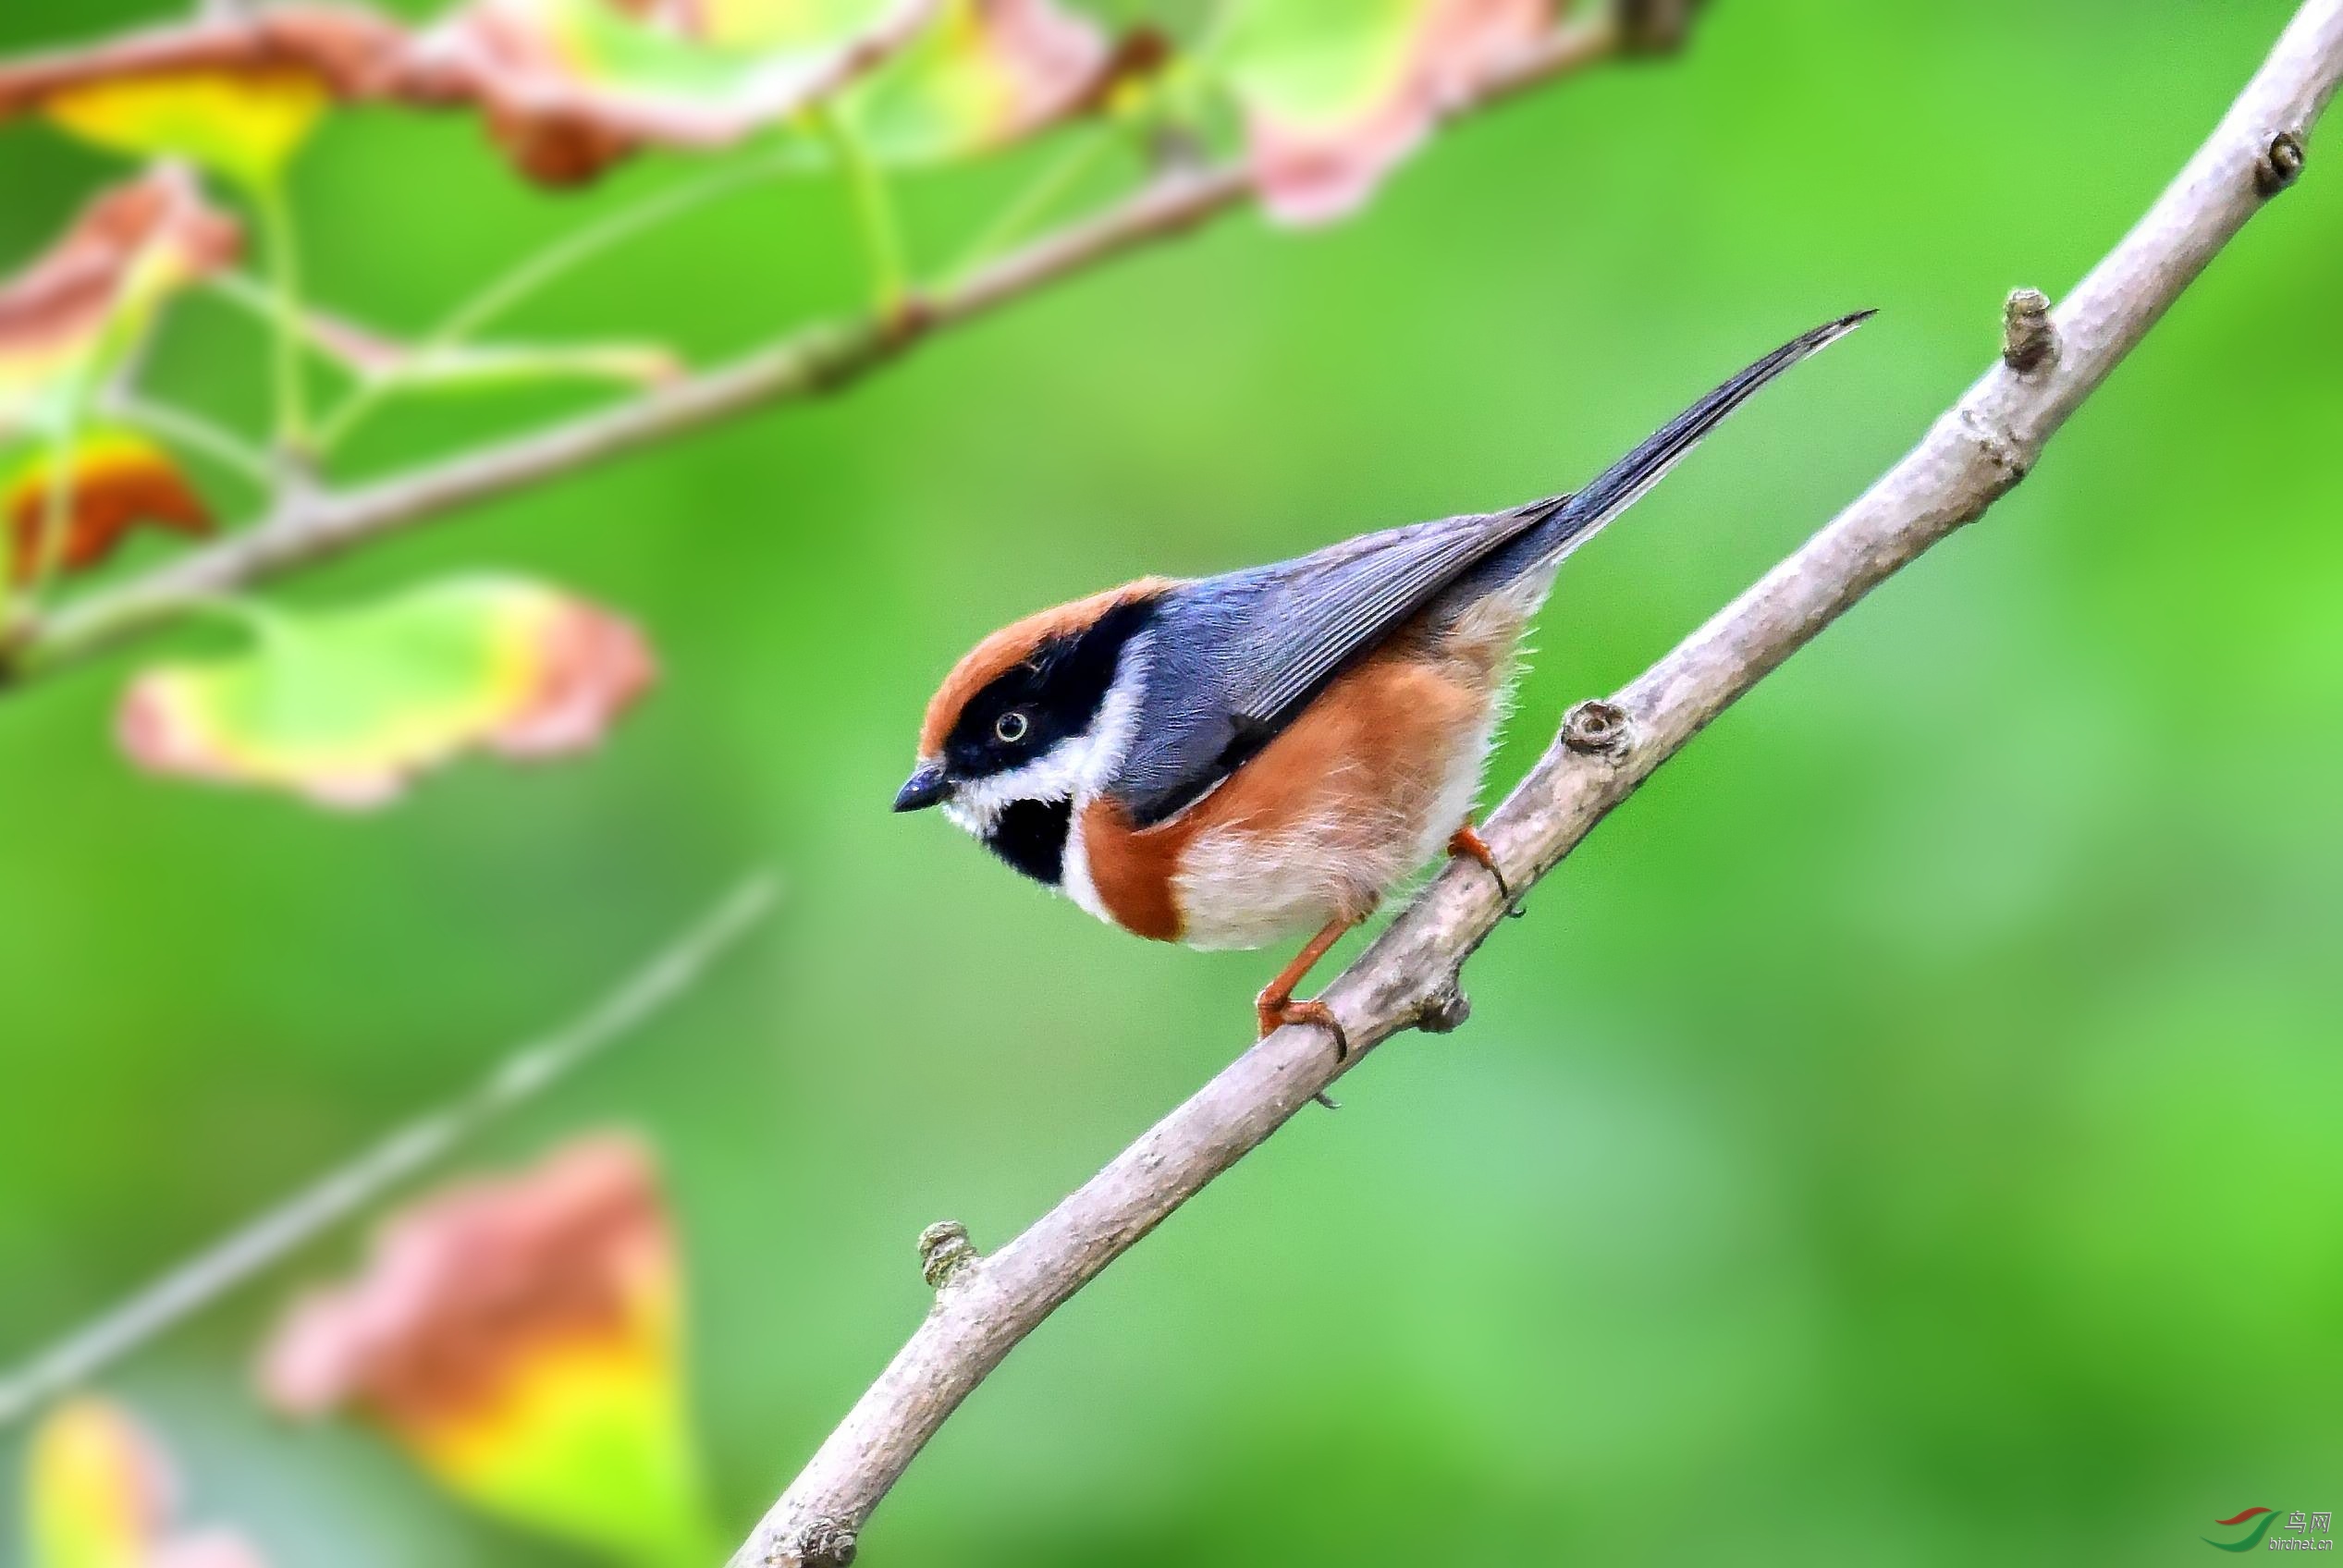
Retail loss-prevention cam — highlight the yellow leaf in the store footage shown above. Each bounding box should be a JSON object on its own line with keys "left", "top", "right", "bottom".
{"left": 45, "top": 68, "right": 327, "bottom": 187}
{"left": 26, "top": 1402, "right": 158, "bottom": 1568}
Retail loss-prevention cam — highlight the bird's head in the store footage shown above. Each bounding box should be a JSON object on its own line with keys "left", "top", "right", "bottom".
{"left": 896, "top": 581, "right": 1168, "bottom": 883}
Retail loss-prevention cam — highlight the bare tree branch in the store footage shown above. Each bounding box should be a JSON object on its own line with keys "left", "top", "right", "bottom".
{"left": 0, "top": 872, "right": 778, "bottom": 1430}
{"left": 730, "top": 5, "right": 2343, "bottom": 1563}
{"left": 7, "top": 19, "right": 1625, "bottom": 683}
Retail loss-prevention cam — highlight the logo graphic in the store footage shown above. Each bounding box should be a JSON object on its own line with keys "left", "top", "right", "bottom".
{"left": 2207, "top": 1509, "right": 2283, "bottom": 1552}
{"left": 2206, "top": 1508, "right": 2336, "bottom": 1552}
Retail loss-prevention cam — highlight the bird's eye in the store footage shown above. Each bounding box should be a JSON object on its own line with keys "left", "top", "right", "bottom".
{"left": 994, "top": 710, "right": 1031, "bottom": 744}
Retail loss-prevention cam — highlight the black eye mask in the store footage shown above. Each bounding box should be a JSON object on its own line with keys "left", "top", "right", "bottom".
{"left": 945, "top": 596, "right": 1157, "bottom": 780}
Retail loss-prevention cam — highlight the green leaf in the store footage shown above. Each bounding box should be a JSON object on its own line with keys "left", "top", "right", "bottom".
{"left": 1219, "top": 0, "right": 1420, "bottom": 130}
{"left": 842, "top": 0, "right": 1109, "bottom": 166}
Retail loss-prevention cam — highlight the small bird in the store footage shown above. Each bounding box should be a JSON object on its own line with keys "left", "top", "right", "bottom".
{"left": 897, "top": 312, "right": 1869, "bottom": 1054}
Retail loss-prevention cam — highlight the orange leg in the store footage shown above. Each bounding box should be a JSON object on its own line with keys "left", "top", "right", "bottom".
{"left": 1257, "top": 913, "right": 1359, "bottom": 1060}
{"left": 1448, "top": 821, "right": 1517, "bottom": 907}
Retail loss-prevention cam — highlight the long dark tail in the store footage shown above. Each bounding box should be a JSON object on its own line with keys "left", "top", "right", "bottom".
{"left": 1522, "top": 309, "right": 1873, "bottom": 565}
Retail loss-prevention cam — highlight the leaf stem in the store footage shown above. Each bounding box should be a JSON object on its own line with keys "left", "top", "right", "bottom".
{"left": 107, "top": 394, "right": 275, "bottom": 490}
{"left": 818, "top": 110, "right": 913, "bottom": 321}
{"left": 947, "top": 123, "right": 1118, "bottom": 285}
{"left": 314, "top": 151, "right": 803, "bottom": 455}
{"left": 251, "top": 175, "right": 313, "bottom": 454}
{"left": 4, "top": 376, "right": 97, "bottom": 631}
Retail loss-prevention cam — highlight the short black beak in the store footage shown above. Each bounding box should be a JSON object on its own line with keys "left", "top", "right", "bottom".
{"left": 893, "top": 763, "right": 951, "bottom": 813}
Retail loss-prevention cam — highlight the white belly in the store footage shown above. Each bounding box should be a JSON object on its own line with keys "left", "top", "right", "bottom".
{"left": 1166, "top": 717, "right": 1497, "bottom": 951}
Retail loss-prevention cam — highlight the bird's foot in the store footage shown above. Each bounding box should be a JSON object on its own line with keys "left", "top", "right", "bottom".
{"left": 1257, "top": 994, "right": 1351, "bottom": 1061}
{"left": 1448, "top": 824, "right": 1525, "bottom": 916}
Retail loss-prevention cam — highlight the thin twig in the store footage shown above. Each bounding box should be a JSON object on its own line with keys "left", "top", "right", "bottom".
{"left": 314, "top": 149, "right": 812, "bottom": 454}
{"left": 730, "top": 4, "right": 2343, "bottom": 1562}
{"left": 942, "top": 119, "right": 1118, "bottom": 286}
{"left": 0, "top": 872, "right": 779, "bottom": 1430}
{"left": 7, "top": 19, "right": 1621, "bottom": 680}
{"left": 106, "top": 392, "right": 276, "bottom": 487}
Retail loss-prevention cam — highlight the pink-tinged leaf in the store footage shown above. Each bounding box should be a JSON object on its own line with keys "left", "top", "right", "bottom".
{"left": 117, "top": 577, "right": 655, "bottom": 809}
{"left": 0, "top": 3, "right": 936, "bottom": 186}
{"left": 0, "top": 170, "right": 240, "bottom": 439}
{"left": 258, "top": 1137, "right": 716, "bottom": 1562}
{"left": 400, "top": 0, "right": 941, "bottom": 184}
{"left": 1226, "top": 0, "right": 1557, "bottom": 227}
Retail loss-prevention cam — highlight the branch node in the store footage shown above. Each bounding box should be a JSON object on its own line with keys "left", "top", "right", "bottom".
{"left": 2256, "top": 130, "right": 2307, "bottom": 196}
{"left": 1417, "top": 977, "right": 1472, "bottom": 1035}
{"left": 1562, "top": 698, "right": 1633, "bottom": 755}
{"left": 2001, "top": 288, "right": 2056, "bottom": 373}
{"left": 1618, "top": 0, "right": 1700, "bottom": 54}
{"left": 918, "top": 1220, "right": 979, "bottom": 1290}
{"left": 0, "top": 617, "right": 36, "bottom": 689}
{"left": 1955, "top": 406, "right": 2030, "bottom": 484}
{"left": 790, "top": 1516, "right": 860, "bottom": 1567}
{"left": 882, "top": 293, "right": 938, "bottom": 348}
{"left": 1145, "top": 123, "right": 1210, "bottom": 178}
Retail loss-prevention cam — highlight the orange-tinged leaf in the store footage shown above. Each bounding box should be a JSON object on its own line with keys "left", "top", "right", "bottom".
{"left": 259, "top": 1137, "right": 715, "bottom": 1562}
{"left": 0, "top": 171, "right": 240, "bottom": 439}
{"left": 117, "top": 576, "right": 654, "bottom": 809}
{"left": 5, "top": 430, "right": 215, "bottom": 584}
{"left": 1226, "top": 0, "right": 1555, "bottom": 226}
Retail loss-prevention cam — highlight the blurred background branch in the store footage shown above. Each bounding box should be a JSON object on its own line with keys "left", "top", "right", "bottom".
{"left": 3, "top": 15, "right": 1632, "bottom": 687}
{"left": 0, "top": 872, "right": 776, "bottom": 1430}
{"left": 732, "top": 5, "right": 2343, "bottom": 1561}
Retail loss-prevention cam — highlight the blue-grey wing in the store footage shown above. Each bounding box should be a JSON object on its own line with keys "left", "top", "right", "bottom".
{"left": 1111, "top": 503, "right": 1554, "bottom": 825}
{"left": 1104, "top": 311, "right": 1877, "bottom": 827}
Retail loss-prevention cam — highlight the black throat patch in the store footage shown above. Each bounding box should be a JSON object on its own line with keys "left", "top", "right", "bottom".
{"left": 984, "top": 797, "right": 1074, "bottom": 886}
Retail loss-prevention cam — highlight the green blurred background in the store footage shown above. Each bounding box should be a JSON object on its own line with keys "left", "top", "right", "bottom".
{"left": 4, "top": 1, "right": 2340, "bottom": 1563}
